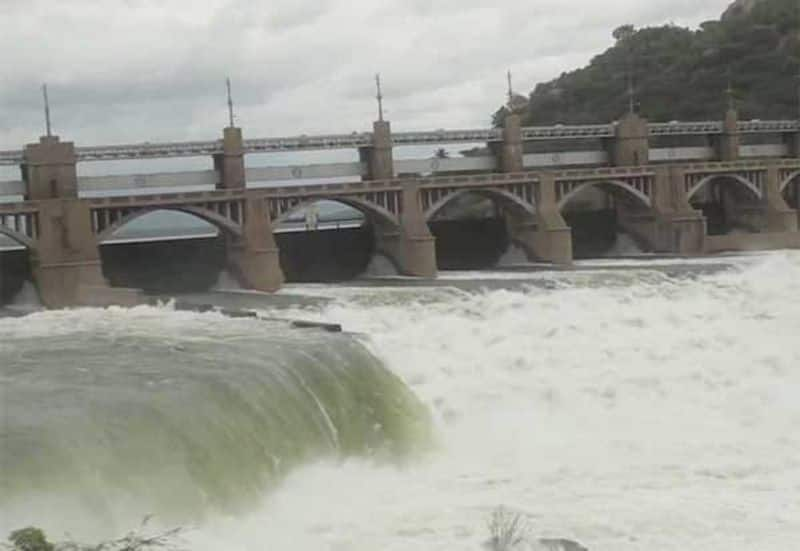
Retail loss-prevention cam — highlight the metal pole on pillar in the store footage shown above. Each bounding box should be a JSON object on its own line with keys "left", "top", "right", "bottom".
{"left": 375, "top": 73, "right": 384, "bottom": 122}
{"left": 42, "top": 84, "right": 52, "bottom": 137}
{"left": 507, "top": 69, "right": 513, "bottom": 108}
{"left": 226, "top": 77, "right": 235, "bottom": 128}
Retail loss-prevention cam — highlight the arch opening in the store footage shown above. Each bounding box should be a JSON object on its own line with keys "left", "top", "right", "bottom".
{"left": 427, "top": 190, "right": 519, "bottom": 270}
{"left": 0, "top": 232, "right": 34, "bottom": 308}
{"left": 98, "top": 209, "right": 230, "bottom": 294}
{"left": 783, "top": 174, "right": 799, "bottom": 210}
{"left": 560, "top": 182, "right": 653, "bottom": 259}
{"left": 273, "top": 199, "right": 385, "bottom": 282}
{"left": 688, "top": 175, "right": 763, "bottom": 236}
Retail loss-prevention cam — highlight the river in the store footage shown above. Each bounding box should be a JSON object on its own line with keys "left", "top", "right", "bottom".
{"left": 1, "top": 252, "right": 799, "bottom": 550}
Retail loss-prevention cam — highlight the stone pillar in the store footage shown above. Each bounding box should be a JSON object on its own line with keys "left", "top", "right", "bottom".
{"left": 609, "top": 113, "right": 649, "bottom": 167}
{"left": 22, "top": 136, "right": 78, "bottom": 200}
{"left": 647, "top": 166, "right": 706, "bottom": 254}
{"left": 498, "top": 112, "right": 524, "bottom": 173}
{"left": 214, "top": 127, "right": 246, "bottom": 189}
{"left": 227, "top": 196, "right": 285, "bottom": 291}
{"left": 712, "top": 109, "right": 740, "bottom": 161}
{"left": 375, "top": 183, "right": 437, "bottom": 277}
{"left": 30, "top": 199, "right": 110, "bottom": 308}
{"left": 359, "top": 120, "right": 394, "bottom": 180}
{"left": 763, "top": 164, "right": 798, "bottom": 232}
{"left": 508, "top": 173, "right": 572, "bottom": 264}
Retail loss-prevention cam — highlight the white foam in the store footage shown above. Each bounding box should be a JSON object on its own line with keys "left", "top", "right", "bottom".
{"left": 191, "top": 251, "right": 800, "bottom": 550}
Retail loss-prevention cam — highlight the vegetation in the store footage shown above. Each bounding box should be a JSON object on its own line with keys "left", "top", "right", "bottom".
{"left": 3, "top": 520, "right": 185, "bottom": 551}
{"left": 494, "top": 0, "right": 800, "bottom": 125}
{"left": 486, "top": 506, "right": 529, "bottom": 551}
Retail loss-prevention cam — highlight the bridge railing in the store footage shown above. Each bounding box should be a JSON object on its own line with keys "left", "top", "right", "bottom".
{"left": 1, "top": 120, "right": 798, "bottom": 166}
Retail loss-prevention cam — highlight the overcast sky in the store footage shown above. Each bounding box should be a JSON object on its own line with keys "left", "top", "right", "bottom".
{"left": 1, "top": 0, "right": 734, "bottom": 150}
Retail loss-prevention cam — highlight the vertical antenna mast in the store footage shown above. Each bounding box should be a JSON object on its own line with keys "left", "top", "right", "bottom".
{"left": 627, "top": 71, "right": 635, "bottom": 115}
{"left": 42, "top": 84, "right": 52, "bottom": 137}
{"left": 375, "top": 73, "right": 384, "bottom": 122}
{"left": 507, "top": 70, "right": 514, "bottom": 109}
{"left": 226, "top": 77, "right": 235, "bottom": 127}
{"left": 726, "top": 71, "right": 735, "bottom": 111}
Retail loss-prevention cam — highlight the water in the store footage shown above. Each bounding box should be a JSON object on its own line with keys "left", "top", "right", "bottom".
{"left": 2, "top": 252, "right": 800, "bottom": 550}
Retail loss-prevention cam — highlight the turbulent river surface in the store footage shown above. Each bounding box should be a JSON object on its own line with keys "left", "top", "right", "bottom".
{"left": 1, "top": 252, "right": 799, "bottom": 550}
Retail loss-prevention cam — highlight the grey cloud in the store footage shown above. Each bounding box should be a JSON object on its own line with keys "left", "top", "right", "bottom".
{"left": 1, "top": 0, "right": 733, "bottom": 149}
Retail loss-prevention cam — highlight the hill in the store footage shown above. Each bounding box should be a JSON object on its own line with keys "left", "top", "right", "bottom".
{"left": 495, "top": 0, "right": 799, "bottom": 125}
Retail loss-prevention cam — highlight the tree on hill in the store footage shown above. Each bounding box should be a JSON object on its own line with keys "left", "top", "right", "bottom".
{"left": 495, "top": 0, "right": 800, "bottom": 126}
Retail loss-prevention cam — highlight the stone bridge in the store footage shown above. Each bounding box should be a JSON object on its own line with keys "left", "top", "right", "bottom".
{"left": 1, "top": 106, "right": 799, "bottom": 308}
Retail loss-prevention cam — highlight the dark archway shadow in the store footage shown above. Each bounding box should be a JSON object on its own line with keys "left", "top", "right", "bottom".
{"left": 426, "top": 191, "right": 511, "bottom": 270}
{"left": 98, "top": 210, "right": 228, "bottom": 293}
{"left": 0, "top": 240, "right": 34, "bottom": 306}
{"left": 560, "top": 183, "right": 652, "bottom": 259}
{"left": 689, "top": 176, "right": 762, "bottom": 236}
{"left": 273, "top": 200, "right": 378, "bottom": 282}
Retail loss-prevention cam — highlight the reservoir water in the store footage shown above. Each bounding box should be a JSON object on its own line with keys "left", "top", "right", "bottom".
{"left": 1, "top": 251, "right": 799, "bottom": 550}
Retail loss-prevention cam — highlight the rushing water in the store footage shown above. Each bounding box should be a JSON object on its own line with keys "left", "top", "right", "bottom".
{"left": 1, "top": 252, "right": 799, "bottom": 550}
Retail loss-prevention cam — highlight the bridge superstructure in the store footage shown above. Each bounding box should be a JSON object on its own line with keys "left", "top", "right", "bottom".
{"left": 1, "top": 103, "right": 799, "bottom": 308}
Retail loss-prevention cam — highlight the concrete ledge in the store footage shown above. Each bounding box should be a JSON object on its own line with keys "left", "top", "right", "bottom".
{"left": 76, "top": 285, "right": 146, "bottom": 307}
{"left": 705, "top": 232, "right": 800, "bottom": 253}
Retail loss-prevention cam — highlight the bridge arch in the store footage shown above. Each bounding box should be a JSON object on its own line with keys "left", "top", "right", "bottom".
{"left": 424, "top": 188, "right": 536, "bottom": 221}
{"left": 271, "top": 196, "right": 400, "bottom": 230}
{"left": 780, "top": 171, "right": 800, "bottom": 193}
{"left": 558, "top": 180, "right": 652, "bottom": 211}
{"left": 95, "top": 205, "right": 243, "bottom": 243}
{"left": 0, "top": 225, "right": 36, "bottom": 251}
{"left": 687, "top": 174, "right": 762, "bottom": 202}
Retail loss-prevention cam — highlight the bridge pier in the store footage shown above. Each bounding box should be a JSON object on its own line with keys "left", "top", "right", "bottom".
{"left": 359, "top": 121, "right": 394, "bottom": 180}
{"left": 711, "top": 108, "right": 740, "bottom": 161}
{"left": 607, "top": 113, "right": 649, "bottom": 167}
{"left": 214, "top": 126, "right": 246, "bottom": 189}
{"left": 508, "top": 174, "right": 572, "bottom": 264}
{"left": 763, "top": 165, "right": 798, "bottom": 232}
{"left": 226, "top": 198, "right": 285, "bottom": 291}
{"left": 496, "top": 113, "right": 524, "bottom": 173}
{"left": 375, "top": 184, "right": 437, "bottom": 277}
{"left": 21, "top": 136, "right": 136, "bottom": 307}
{"left": 641, "top": 166, "right": 707, "bottom": 254}
{"left": 31, "top": 199, "right": 117, "bottom": 308}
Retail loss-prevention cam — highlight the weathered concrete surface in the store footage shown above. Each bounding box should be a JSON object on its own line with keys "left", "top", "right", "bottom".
{"left": 31, "top": 200, "right": 110, "bottom": 308}
{"left": 226, "top": 197, "right": 284, "bottom": 291}
{"left": 23, "top": 136, "right": 78, "bottom": 200}
{"left": 609, "top": 113, "right": 649, "bottom": 167}
{"left": 376, "top": 184, "right": 437, "bottom": 277}
{"left": 214, "top": 126, "right": 246, "bottom": 189}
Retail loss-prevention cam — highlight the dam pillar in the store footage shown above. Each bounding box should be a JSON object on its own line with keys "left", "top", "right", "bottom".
{"left": 227, "top": 196, "right": 285, "bottom": 291}
{"left": 508, "top": 173, "right": 572, "bottom": 264}
{"left": 375, "top": 183, "right": 437, "bottom": 277}
{"left": 608, "top": 113, "right": 649, "bottom": 167}
{"left": 214, "top": 127, "right": 246, "bottom": 189}
{"left": 763, "top": 164, "right": 798, "bottom": 232}
{"left": 496, "top": 113, "right": 524, "bottom": 173}
{"left": 649, "top": 166, "right": 706, "bottom": 254}
{"left": 712, "top": 108, "right": 740, "bottom": 162}
{"left": 30, "top": 199, "right": 117, "bottom": 308}
{"left": 22, "top": 136, "right": 136, "bottom": 308}
{"left": 22, "top": 136, "right": 78, "bottom": 200}
{"left": 359, "top": 120, "right": 394, "bottom": 181}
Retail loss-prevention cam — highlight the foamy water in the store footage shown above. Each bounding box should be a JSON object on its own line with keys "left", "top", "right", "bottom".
{"left": 2, "top": 252, "right": 799, "bottom": 550}
{"left": 194, "top": 251, "right": 800, "bottom": 550}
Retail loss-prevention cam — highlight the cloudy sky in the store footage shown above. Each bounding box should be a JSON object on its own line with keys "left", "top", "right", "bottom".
{"left": 1, "top": 0, "right": 734, "bottom": 150}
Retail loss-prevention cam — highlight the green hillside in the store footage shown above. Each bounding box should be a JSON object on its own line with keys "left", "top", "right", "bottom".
{"left": 496, "top": 0, "right": 799, "bottom": 125}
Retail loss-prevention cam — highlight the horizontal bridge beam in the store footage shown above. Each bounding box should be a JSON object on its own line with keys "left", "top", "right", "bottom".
{"left": 1, "top": 120, "right": 797, "bottom": 166}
